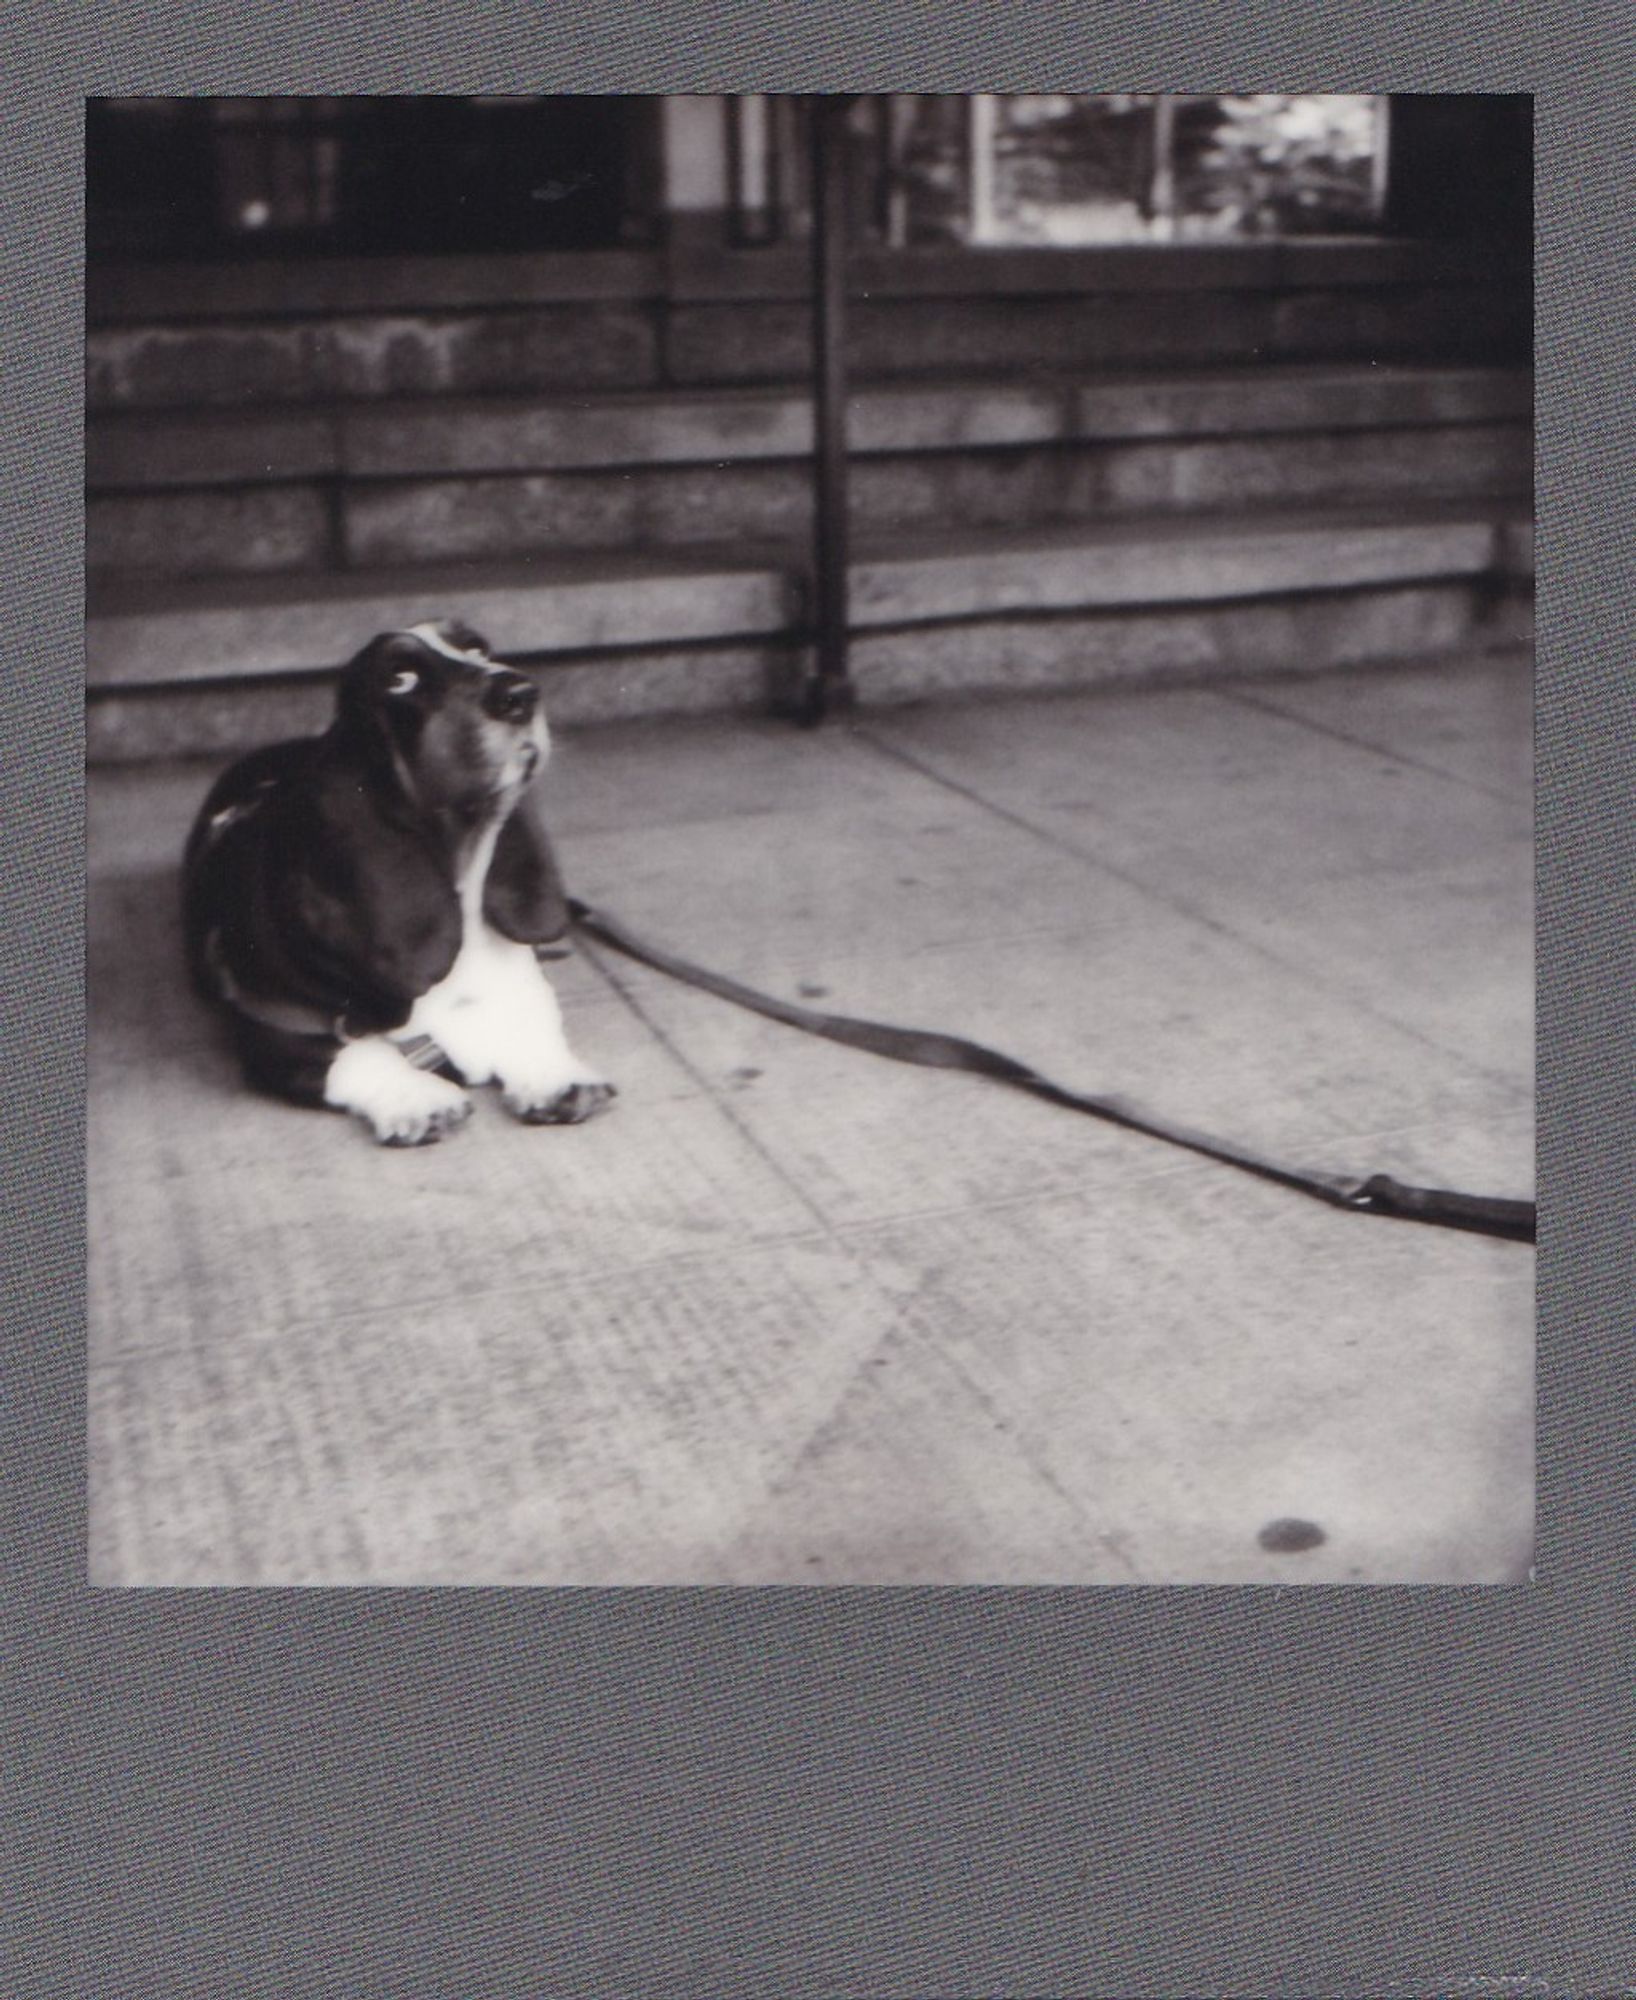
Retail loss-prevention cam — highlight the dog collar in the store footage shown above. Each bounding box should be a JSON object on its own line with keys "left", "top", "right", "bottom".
{"left": 202, "top": 930, "right": 447, "bottom": 1068}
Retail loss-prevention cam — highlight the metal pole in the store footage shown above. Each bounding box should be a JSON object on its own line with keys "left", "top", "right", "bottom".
{"left": 800, "top": 94, "right": 854, "bottom": 725}
{"left": 966, "top": 93, "right": 998, "bottom": 244}
{"left": 1149, "top": 94, "right": 1179, "bottom": 240}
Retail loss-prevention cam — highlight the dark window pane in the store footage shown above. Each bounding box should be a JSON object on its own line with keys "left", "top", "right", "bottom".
{"left": 87, "top": 96, "right": 652, "bottom": 260}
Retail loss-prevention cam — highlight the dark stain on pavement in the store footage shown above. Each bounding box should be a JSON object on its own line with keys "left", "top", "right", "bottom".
{"left": 1258, "top": 1517, "right": 1327, "bottom": 1553}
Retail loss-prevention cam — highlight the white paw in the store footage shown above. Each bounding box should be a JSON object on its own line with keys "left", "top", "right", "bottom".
{"left": 367, "top": 1075, "right": 475, "bottom": 1147}
{"left": 501, "top": 1074, "right": 619, "bottom": 1126}
{"left": 324, "top": 1038, "right": 475, "bottom": 1147}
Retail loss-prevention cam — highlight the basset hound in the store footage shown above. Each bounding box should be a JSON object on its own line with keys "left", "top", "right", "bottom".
{"left": 182, "top": 620, "right": 615, "bottom": 1145}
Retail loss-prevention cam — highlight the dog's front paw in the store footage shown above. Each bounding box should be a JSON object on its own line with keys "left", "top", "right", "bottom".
{"left": 369, "top": 1072, "right": 475, "bottom": 1146}
{"left": 502, "top": 1077, "right": 618, "bottom": 1126}
{"left": 326, "top": 1040, "right": 475, "bottom": 1146}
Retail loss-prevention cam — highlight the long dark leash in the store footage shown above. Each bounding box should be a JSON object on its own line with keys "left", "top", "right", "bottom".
{"left": 568, "top": 900, "right": 1535, "bottom": 1245}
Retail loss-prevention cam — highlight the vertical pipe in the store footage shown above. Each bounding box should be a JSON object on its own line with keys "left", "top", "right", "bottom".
{"left": 802, "top": 94, "right": 853, "bottom": 725}
{"left": 967, "top": 93, "right": 998, "bottom": 244}
{"left": 883, "top": 95, "right": 915, "bottom": 248}
{"left": 1369, "top": 95, "right": 1392, "bottom": 225}
{"left": 742, "top": 95, "right": 771, "bottom": 220}
{"left": 729, "top": 94, "right": 775, "bottom": 244}
{"left": 1149, "top": 94, "right": 1179, "bottom": 240}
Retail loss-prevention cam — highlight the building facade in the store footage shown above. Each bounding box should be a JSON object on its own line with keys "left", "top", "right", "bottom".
{"left": 85, "top": 95, "right": 1533, "bottom": 757}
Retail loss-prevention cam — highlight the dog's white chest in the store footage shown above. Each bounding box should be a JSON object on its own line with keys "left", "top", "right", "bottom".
{"left": 415, "top": 917, "right": 514, "bottom": 1014}
{"left": 391, "top": 821, "right": 573, "bottom": 1088}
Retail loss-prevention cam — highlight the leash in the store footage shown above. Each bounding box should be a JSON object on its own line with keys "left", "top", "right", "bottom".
{"left": 568, "top": 899, "right": 1535, "bottom": 1245}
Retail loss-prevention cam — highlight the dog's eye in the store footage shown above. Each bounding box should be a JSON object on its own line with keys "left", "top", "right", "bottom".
{"left": 386, "top": 669, "right": 419, "bottom": 696}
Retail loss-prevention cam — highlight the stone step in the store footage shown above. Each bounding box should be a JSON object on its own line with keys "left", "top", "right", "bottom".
{"left": 88, "top": 504, "right": 1527, "bottom": 694}
{"left": 86, "top": 549, "right": 792, "bottom": 688}
{"left": 86, "top": 365, "right": 1532, "bottom": 582}
{"left": 849, "top": 513, "right": 1513, "bottom": 626}
{"left": 89, "top": 425, "right": 1532, "bottom": 583}
{"left": 87, "top": 505, "right": 1533, "bottom": 761}
{"left": 84, "top": 245, "right": 1533, "bottom": 412}
{"left": 88, "top": 363, "right": 1530, "bottom": 489}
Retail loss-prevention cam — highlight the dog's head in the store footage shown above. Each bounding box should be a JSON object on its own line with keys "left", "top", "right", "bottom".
{"left": 336, "top": 620, "right": 548, "bottom": 816}
{"left": 324, "top": 619, "right": 569, "bottom": 951}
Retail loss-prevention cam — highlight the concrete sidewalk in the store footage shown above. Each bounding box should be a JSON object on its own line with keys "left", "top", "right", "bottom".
{"left": 88, "top": 649, "right": 1534, "bottom": 1586}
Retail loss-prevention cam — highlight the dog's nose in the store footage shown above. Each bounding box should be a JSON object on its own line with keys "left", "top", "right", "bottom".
{"left": 483, "top": 671, "right": 538, "bottom": 723}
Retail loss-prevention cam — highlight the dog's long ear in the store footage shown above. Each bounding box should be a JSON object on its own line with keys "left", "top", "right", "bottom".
{"left": 287, "top": 738, "right": 465, "bottom": 1035}
{"left": 330, "top": 632, "right": 436, "bottom": 808}
{"left": 485, "top": 784, "right": 572, "bottom": 944}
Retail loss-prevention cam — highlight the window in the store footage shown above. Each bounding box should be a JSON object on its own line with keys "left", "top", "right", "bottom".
{"left": 876, "top": 95, "right": 1389, "bottom": 248}
{"left": 86, "top": 97, "right": 653, "bottom": 260}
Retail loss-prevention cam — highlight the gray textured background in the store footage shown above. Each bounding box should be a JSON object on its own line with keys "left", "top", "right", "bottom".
{"left": 8, "top": 5, "right": 1633, "bottom": 1994}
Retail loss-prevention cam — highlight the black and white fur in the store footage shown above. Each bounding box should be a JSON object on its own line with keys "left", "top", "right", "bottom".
{"left": 183, "top": 620, "right": 614, "bottom": 1145}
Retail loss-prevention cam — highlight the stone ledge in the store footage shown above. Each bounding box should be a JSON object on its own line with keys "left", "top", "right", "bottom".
{"left": 86, "top": 364, "right": 1531, "bottom": 490}
{"left": 86, "top": 308, "right": 663, "bottom": 414}
{"left": 87, "top": 237, "right": 1525, "bottom": 324}
{"left": 87, "top": 555, "right": 793, "bottom": 688}
{"left": 1499, "top": 517, "right": 1535, "bottom": 582}
{"left": 87, "top": 507, "right": 1523, "bottom": 692}
{"left": 330, "top": 428, "right": 1527, "bottom": 575}
{"left": 846, "top": 513, "right": 1507, "bottom": 628}
{"left": 84, "top": 586, "right": 1532, "bottom": 762}
{"left": 86, "top": 409, "right": 343, "bottom": 488}
{"left": 87, "top": 250, "right": 662, "bottom": 326}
